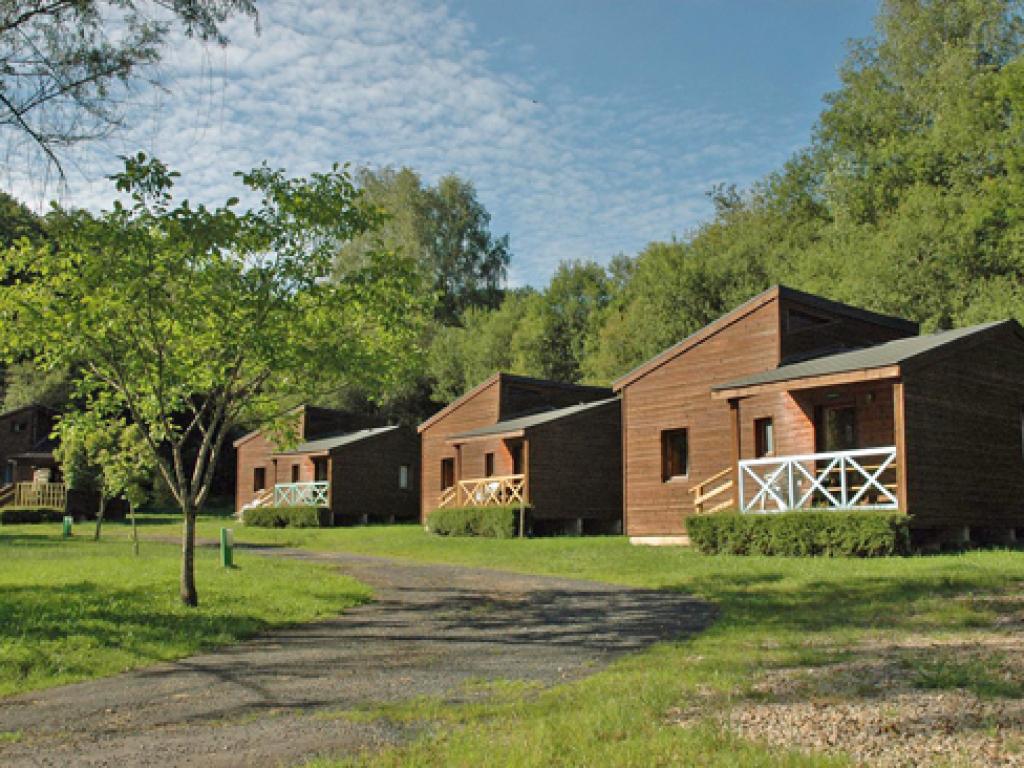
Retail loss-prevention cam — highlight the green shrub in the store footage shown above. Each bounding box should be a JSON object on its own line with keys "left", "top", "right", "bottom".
{"left": 686, "top": 510, "right": 910, "bottom": 557}
{"left": 242, "top": 506, "right": 331, "bottom": 528}
{"left": 427, "top": 505, "right": 522, "bottom": 538}
{"left": 0, "top": 507, "right": 64, "bottom": 524}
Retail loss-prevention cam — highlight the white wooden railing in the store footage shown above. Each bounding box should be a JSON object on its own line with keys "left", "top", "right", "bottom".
{"left": 738, "top": 447, "right": 898, "bottom": 513}
{"left": 273, "top": 481, "right": 329, "bottom": 507}
{"left": 438, "top": 474, "right": 527, "bottom": 508}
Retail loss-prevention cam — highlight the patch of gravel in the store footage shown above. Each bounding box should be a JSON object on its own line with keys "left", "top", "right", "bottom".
{"left": 729, "top": 690, "right": 1024, "bottom": 768}
{"left": 671, "top": 629, "right": 1024, "bottom": 768}
{"left": 0, "top": 549, "right": 713, "bottom": 767}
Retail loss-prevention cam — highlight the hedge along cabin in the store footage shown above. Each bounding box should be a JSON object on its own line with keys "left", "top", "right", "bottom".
{"left": 613, "top": 286, "right": 919, "bottom": 545}
{"left": 234, "top": 405, "right": 419, "bottom": 524}
{"left": 419, "top": 372, "right": 622, "bottom": 535}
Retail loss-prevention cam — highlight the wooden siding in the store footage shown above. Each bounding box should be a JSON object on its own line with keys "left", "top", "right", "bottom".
{"left": 234, "top": 412, "right": 303, "bottom": 514}
{"left": 499, "top": 380, "right": 610, "bottom": 420}
{"left": 779, "top": 295, "right": 917, "bottom": 363}
{"left": 621, "top": 290, "right": 918, "bottom": 537}
{"left": 420, "top": 377, "right": 501, "bottom": 521}
{"left": 622, "top": 299, "right": 780, "bottom": 536}
{"left": 0, "top": 406, "right": 55, "bottom": 485}
{"left": 527, "top": 399, "right": 621, "bottom": 527}
{"left": 234, "top": 407, "right": 384, "bottom": 516}
{"left": 902, "top": 325, "right": 1024, "bottom": 529}
{"left": 331, "top": 427, "right": 419, "bottom": 523}
{"left": 419, "top": 373, "right": 614, "bottom": 524}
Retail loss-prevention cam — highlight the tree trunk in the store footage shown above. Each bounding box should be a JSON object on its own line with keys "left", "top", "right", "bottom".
{"left": 180, "top": 502, "right": 198, "bottom": 607}
{"left": 130, "top": 501, "right": 139, "bottom": 556}
{"left": 93, "top": 495, "right": 106, "bottom": 541}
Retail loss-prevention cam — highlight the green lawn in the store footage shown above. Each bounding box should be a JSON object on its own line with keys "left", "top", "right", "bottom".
{"left": 0, "top": 529, "right": 370, "bottom": 697}
{"left": 4, "top": 515, "right": 1023, "bottom": 766}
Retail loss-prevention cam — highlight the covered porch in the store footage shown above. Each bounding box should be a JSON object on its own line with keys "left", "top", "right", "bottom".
{"left": 437, "top": 430, "right": 528, "bottom": 510}
{"left": 709, "top": 366, "right": 906, "bottom": 515}
{"left": 245, "top": 450, "right": 332, "bottom": 511}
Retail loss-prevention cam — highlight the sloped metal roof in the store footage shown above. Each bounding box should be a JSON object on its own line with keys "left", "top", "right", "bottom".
{"left": 448, "top": 397, "right": 619, "bottom": 440}
{"left": 274, "top": 426, "right": 399, "bottom": 455}
{"left": 713, "top": 320, "right": 1009, "bottom": 392}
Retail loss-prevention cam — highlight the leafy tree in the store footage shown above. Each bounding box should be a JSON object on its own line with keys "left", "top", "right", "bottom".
{"left": 339, "top": 167, "right": 510, "bottom": 324}
{"left": 426, "top": 290, "right": 538, "bottom": 400}
{"left": 54, "top": 411, "right": 153, "bottom": 546}
{"left": 0, "top": 154, "right": 428, "bottom": 606}
{"left": 0, "top": 1, "right": 258, "bottom": 175}
{"left": 2, "top": 360, "right": 71, "bottom": 411}
{"left": 0, "top": 192, "right": 45, "bottom": 247}
{"left": 428, "top": 174, "right": 511, "bottom": 322}
{"left": 524, "top": 260, "right": 612, "bottom": 383}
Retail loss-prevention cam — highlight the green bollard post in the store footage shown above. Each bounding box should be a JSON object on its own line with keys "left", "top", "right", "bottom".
{"left": 220, "top": 527, "right": 233, "bottom": 568}
{"left": 62, "top": 516, "right": 72, "bottom": 539}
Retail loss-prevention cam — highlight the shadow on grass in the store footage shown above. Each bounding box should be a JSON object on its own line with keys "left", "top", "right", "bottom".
{"left": 0, "top": 534, "right": 66, "bottom": 546}
{"left": 119, "top": 515, "right": 180, "bottom": 527}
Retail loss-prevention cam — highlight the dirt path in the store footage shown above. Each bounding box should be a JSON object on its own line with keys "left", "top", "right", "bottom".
{"left": 0, "top": 549, "right": 713, "bottom": 767}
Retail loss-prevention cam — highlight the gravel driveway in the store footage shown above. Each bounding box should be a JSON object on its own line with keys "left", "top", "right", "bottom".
{"left": 0, "top": 549, "right": 713, "bottom": 767}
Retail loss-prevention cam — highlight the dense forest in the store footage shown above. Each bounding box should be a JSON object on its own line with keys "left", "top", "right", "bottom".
{"left": 427, "top": 0, "right": 1024, "bottom": 400}
{"left": 4, "top": 0, "right": 1024, "bottom": 423}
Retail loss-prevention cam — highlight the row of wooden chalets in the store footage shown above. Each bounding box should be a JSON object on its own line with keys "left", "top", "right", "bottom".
{"left": 8, "top": 283, "right": 1018, "bottom": 541}
{"left": 234, "top": 284, "right": 1021, "bottom": 544}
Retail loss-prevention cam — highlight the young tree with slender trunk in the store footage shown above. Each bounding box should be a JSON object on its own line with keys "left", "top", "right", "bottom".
{"left": 0, "top": 154, "right": 428, "bottom": 605}
{"left": 54, "top": 411, "right": 154, "bottom": 546}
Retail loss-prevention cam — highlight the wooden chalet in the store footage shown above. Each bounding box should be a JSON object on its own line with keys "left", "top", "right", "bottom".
{"left": 613, "top": 286, "right": 920, "bottom": 544}
{"left": 616, "top": 285, "right": 1024, "bottom": 544}
{"left": 419, "top": 373, "right": 622, "bottom": 534}
{"left": 234, "top": 405, "right": 418, "bottom": 524}
{"left": 0, "top": 404, "right": 67, "bottom": 510}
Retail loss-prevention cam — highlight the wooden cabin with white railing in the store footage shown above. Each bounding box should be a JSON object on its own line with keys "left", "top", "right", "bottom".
{"left": 234, "top": 406, "right": 419, "bottom": 525}
{"left": 615, "top": 286, "right": 1024, "bottom": 545}
{"left": 419, "top": 373, "right": 622, "bottom": 535}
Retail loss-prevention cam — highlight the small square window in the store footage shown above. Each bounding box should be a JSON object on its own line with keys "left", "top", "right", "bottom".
{"left": 661, "top": 429, "right": 688, "bottom": 481}
{"left": 399, "top": 464, "right": 410, "bottom": 490}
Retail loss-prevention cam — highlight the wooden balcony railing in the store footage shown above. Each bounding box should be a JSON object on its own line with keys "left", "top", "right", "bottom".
{"left": 273, "top": 481, "right": 329, "bottom": 507}
{"left": 438, "top": 474, "right": 527, "bottom": 508}
{"left": 689, "top": 467, "right": 734, "bottom": 515}
{"left": 738, "top": 446, "right": 898, "bottom": 513}
{"left": 15, "top": 482, "right": 67, "bottom": 509}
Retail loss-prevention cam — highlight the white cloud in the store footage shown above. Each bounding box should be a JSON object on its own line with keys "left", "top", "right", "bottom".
{"left": 2, "top": 0, "right": 811, "bottom": 286}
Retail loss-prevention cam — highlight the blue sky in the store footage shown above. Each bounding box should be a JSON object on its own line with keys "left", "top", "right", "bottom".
{"left": 8, "top": 0, "right": 878, "bottom": 286}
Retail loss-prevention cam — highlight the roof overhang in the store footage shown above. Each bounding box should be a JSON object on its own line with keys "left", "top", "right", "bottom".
{"left": 711, "top": 365, "right": 902, "bottom": 400}
{"left": 446, "top": 428, "right": 526, "bottom": 445}
{"left": 271, "top": 450, "right": 329, "bottom": 459}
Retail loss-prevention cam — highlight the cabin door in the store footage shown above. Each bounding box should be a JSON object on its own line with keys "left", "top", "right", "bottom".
{"left": 508, "top": 440, "right": 524, "bottom": 475}
{"left": 816, "top": 404, "right": 857, "bottom": 453}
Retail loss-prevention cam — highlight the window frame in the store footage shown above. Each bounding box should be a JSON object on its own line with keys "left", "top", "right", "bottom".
{"left": 253, "top": 466, "right": 266, "bottom": 492}
{"left": 484, "top": 452, "right": 495, "bottom": 477}
{"left": 399, "top": 464, "right": 410, "bottom": 490}
{"left": 661, "top": 428, "right": 689, "bottom": 482}
{"left": 440, "top": 457, "right": 455, "bottom": 490}
{"left": 754, "top": 417, "right": 774, "bottom": 458}
{"left": 1020, "top": 406, "right": 1024, "bottom": 462}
